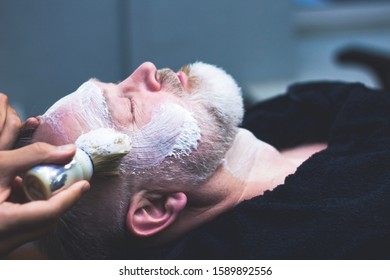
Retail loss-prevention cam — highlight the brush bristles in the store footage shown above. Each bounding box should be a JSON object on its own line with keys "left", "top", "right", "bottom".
{"left": 90, "top": 152, "right": 128, "bottom": 176}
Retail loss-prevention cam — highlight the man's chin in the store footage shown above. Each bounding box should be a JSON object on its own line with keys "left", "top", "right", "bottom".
{"left": 187, "top": 62, "right": 244, "bottom": 127}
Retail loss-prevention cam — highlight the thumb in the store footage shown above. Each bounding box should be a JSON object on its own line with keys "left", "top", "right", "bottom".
{"left": 1, "top": 142, "right": 76, "bottom": 175}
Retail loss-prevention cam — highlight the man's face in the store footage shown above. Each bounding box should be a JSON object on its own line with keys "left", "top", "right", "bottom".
{"left": 32, "top": 62, "right": 244, "bottom": 258}
{"left": 34, "top": 62, "right": 244, "bottom": 173}
{"left": 35, "top": 62, "right": 195, "bottom": 144}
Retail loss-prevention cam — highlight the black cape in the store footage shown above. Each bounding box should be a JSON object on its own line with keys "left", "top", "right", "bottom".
{"left": 147, "top": 82, "right": 390, "bottom": 259}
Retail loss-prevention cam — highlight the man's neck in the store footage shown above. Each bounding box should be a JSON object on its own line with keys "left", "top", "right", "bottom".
{"left": 222, "top": 128, "right": 297, "bottom": 202}
{"left": 160, "top": 129, "right": 297, "bottom": 242}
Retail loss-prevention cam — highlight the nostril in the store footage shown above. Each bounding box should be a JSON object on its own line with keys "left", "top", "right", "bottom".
{"left": 143, "top": 63, "right": 161, "bottom": 92}
{"left": 133, "top": 62, "right": 160, "bottom": 91}
{"left": 154, "top": 70, "right": 159, "bottom": 83}
{"left": 118, "top": 62, "right": 161, "bottom": 92}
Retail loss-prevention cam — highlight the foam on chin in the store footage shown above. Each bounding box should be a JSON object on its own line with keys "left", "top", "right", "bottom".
{"left": 185, "top": 62, "right": 244, "bottom": 127}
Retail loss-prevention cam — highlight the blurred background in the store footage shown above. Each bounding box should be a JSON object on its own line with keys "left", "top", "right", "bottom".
{"left": 0, "top": 0, "right": 390, "bottom": 119}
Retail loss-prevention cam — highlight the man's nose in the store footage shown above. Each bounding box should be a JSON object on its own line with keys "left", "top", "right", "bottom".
{"left": 119, "top": 62, "right": 161, "bottom": 92}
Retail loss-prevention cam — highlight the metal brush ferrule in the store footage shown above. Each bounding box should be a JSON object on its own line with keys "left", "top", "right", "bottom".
{"left": 23, "top": 148, "right": 93, "bottom": 201}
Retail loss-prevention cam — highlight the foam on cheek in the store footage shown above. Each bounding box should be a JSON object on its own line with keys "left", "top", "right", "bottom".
{"left": 41, "top": 81, "right": 113, "bottom": 139}
{"left": 126, "top": 103, "right": 201, "bottom": 169}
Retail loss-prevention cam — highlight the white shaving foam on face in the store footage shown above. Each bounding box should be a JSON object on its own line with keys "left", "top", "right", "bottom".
{"left": 125, "top": 103, "right": 201, "bottom": 169}
{"left": 41, "top": 80, "right": 201, "bottom": 170}
{"left": 41, "top": 81, "right": 113, "bottom": 141}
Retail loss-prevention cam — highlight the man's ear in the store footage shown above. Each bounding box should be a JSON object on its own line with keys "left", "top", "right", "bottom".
{"left": 126, "top": 192, "right": 187, "bottom": 237}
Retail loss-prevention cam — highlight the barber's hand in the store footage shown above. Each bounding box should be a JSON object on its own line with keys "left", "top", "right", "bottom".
{"left": 0, "top": 142, "right": 90, "bottom": 257}
{"left": 0, "top": 92, "right": 41, "bottom": 150}
{"left": 0, "top": 93, "right": 22, "bottom": 150}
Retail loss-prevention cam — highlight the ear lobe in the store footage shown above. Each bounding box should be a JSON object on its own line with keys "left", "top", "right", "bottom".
{"left": 126, "top": 192, "right": 187, "bottom": 237}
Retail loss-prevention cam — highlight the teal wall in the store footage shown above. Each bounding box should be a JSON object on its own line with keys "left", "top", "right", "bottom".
{"left": 0, "top": 0, "right": 294, "bottom": 117}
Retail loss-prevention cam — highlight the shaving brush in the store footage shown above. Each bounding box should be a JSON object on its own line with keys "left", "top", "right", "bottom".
{"left": 23, "top": 128, "right": 132, "bottom": 201}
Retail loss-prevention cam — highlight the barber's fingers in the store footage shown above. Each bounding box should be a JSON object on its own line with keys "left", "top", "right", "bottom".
{"left": 19, "top": 117, "right": 40, "bottom": 137}
{"left": 0, "top": 107, "right": 22, "bottom": 150}
{"left": 0, "top": 93, "right": 8, "bottom": 132}
{"left": 14, "top": 117, "right": 41, "bottom": 150}
{"left": 0, "top": 142, "right": 76, "bottom": 176}
{"left": 0, "top": 179, "right": 89, "bottom": 257}
{"left": 22, "top": 117, "right": 40, "bottom": 131}
{"left": 0, "top": 94, "right": 22, "bottom": 150}
{"left": 0, "top": 180, "right": 90, "bottom": 233}
{"left": 7, "top": 177, "right": 30, "bottom": 204}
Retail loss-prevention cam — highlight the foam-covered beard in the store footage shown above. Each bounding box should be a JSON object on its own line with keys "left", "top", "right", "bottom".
{"left": 124, "top": 62, "right": 244, "bottom": 188}
{"left": 131, "top": 62, "right": 244, "bottom": 170}
{"left": 182, "top": 62, "right": 244, "bottom": 128}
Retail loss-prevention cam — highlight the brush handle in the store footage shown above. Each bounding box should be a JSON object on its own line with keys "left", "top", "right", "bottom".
{"left": 23, "top": 148, "right": 93, "bottom": 201}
